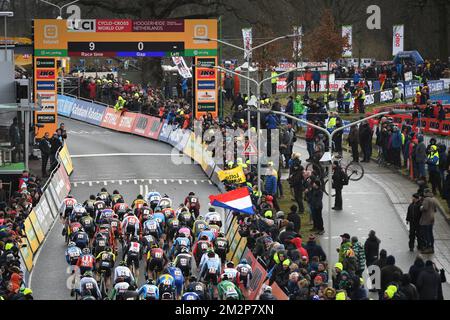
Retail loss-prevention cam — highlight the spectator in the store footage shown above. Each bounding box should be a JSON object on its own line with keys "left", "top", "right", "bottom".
{"left": 331, "top": 161, "right": 346, "bottom": 211}
{"left": 408, "top": 256, "right": 425, "bottom": 286}
{"left": 347, "top": 125, "right": 359, "bottom": 163}
{"left": 380, "top": 255, "right": 403, "bottom": 296}
{"left": 8, "top": 118, "right": 21, "bottom": 163}
{"left": 419, "top": 188, "right": 438, "bottom": 254}
{"left": 287, "top": 205, "right": 301, "bottom": 234}
{"left": 312, "top": 69, "right": 321, "bottom": 93}
{"left": 364, "top": 230, "right": 380, "bottom": 267}
{"left": 38, "top": 132, "right": 52, "bottom": 177}
{"left": 416, "top": 260, "right": 443, "bottom": 300}
{"left": 406, "top": 193, "right": 423, "bottom": 252}
{"left": 50, "top": 132, "right": 63, "bottom": 171}
{"left": 414, "top": 135, "right": 427, "bottom": 179}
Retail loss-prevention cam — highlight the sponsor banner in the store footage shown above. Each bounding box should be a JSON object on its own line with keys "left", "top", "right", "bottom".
{"left": 40, "top": 102, "right": 56, "bottom": 113}
{"left": 364, "top": 93, "right": 375, "bottom": 106}
{"left": 36, "top": 113, "right": 56, "bottom": 124}
{"left": 380, "top": 90, "right": 394, "bottom": 102}
{"left": 96, "top": 19, "right": 132, "bottom": 32}
{"left": 271, "top": 283, "right": 289, "bottom": 300}
{"left": 225, "top": 211, "right": 235, "bottom": 235}
{"left": 342, "top": 25, "right": 353, "bottom": 58}
{"left": 36, "top": 80, "right": 56, "bottom": 91}
{"left": 292, "top": 26, "right": 302, "bottom": 57}
{"left": 47, "top": 180, "right": 60, "bottom": 213}
{"left": 277, "top": 79, "right": 373, "bottom": 93}
{"left": 168, "top": 128, "right": 191, "bottom": 151}
{"left": 36, "top": 69, "right": 56, "bottom": 80}
{"left": 241, "top": 250, "right": 268, "bottom": 300}
{"left": 67, "top": 19, "right": 96, "bottom": 32}
{"left": 200, "top": 146, "right": 215, "bottom": 178}
{"left": 197, "top": 80, "right": 216, "bottom": 90}
{"left": 24, "top": 218, "right": 40, "bottom": 253}
{"left": 57, "top": 95, "right": 74, "bottom": 117}
{"left": 172, "top": 56, "right": 192, "bottom": 79}
{"left": 59, "top": 143, "right": 74, "bottom": 175}
{"left": 71, "top": 99, "right": 106, "bottom": 125}
{"left": 19, "top": 237, "right": 34, "bottom": 272}
{"left": 36, "top": 58, "right": 56, "bottom": 68}
{"left": 132, "top": 20, "right": 185, "bottom": 32}
{"left": 28, "top": 210, "right": 45, "bottom": 243}
{"left": 392, "top": 25, "right": 404, "bottom": 56}
{"left": 145, "top": 117, "right": 164, "bottom": 140}
{"left": 232, "top": 236, "right": 248, "bottom": 266}
{"left": 34, "top": 197, "right": 52, "bottom": 234}
{"left": 158, "top": 120, "right": 174, "bottom": 142}
{"left": 116, "top": 112, "right": 137, "bottom": 133}
{"left": 242, "top": 28, "right": 252, "bottom": 60}
{"left": 38, "top": 92, "right": 57, "bottom": 103}
{"left": 196, "top": 68, "right": 216, "bottom": 80}
{"left": 100, "top": 107, "right": 122, "bottom": 129}
{"left": 197, "top": 103, "right": 216, "bottom": 112}
{"left": 44, "top": 187, "right": 59, "bottom": 219}
{"left": 195, "top": 58, "right": 216, "bottom": 68}
{"left": 197, "top": 90, "right": 216, "bottom": 102}
{"left": 50, "top": 165, "right": 71, "bottom": 210}
{"left": 132, "top": 114, "right": 151, "bottom": 136}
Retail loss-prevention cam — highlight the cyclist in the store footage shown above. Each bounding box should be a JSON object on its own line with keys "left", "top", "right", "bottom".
{"left": 184, "top": 192, "right": 200, "bottom": 218}
{"left": 93, "top": 198, "right": 107, "bottom": 224}
{"left": 170, "top": 231, "right": 191, "bottom": 259}
{"left": 80, "top": 210, "right": 95, "bottom": 240}
{"left": 95, "top": 246, "right": 116, "bottom": 291}
{"left": 109, "top": 278, "right": 138, "bottom": 301}
{"left": 76, "top": 248, "right": 96, "bottom": 276}
{"left": 122, "top": 211, "right": 141, "bottom": 243}
{"left": 152, "top": 207, "right": 166, "bottom": 231}
{"left": 66, "top": 221, "right": 82, "bottom": 244}
{"left": 97, "top": 208, "right": 115, "bottom": 225}
{"left": 205, "top": 207, "right": 222, "bottom": 228}
{"left": 122, "top": 236, "right": 142, "bottom": 280}
{"left": 70, "top": 204, "right": 87, "bottom": 223}
{"left": 193, "top": 235, "right": 213, "bottom": 266}
{"left": 146, "top": 243, "right": 168, "bottom": 281}
{"left": 157, "top": 273, "right": 176, "bottom": 300}
{"left": 199, "top": 250, "right": 221, "bottom": 287}
{"left": 185, "top": 276, "right": 207, "bottom": 300}
{"left": 146, "top": 191, "right": 161, "bottom": 210}
{"left": 97, "top": 188, "right": 111, "bottom": 207}
{"left": 65, "top": 242, "right": 82, "bottom": 267}
{"left": 177, "top": 205, "right": 194, "bottom": 229}
{"left": 78, "top": 271, "right": 102, "bottom": 300}
{"left": 166, "top": 216, "right": 180, "bottom": 242}
{"left": 162, "top": 207, "right": 176, "bottom": 221}
{"left": 141, "top": 233, "right": 158, "bottom": 256}
{"left": 173, "top": 247, "right": 194, "bottom": 278}
{"left": 182, "top": 292, "right": 200, "bottom": 300}
{"left": 72, "top": 227, "right": 89, "bottom": 250}
{"left": 108, "top": 213, "right": 122, "bottom": 253}
{"left": 113, "top": 198, "right": 129, "bottom": 220}
{"left": 221, "top": 261, "right": 239, "bottom": 286}
{"left": 83, "top": 195, "right": 96, "bottom": 217}
{"left": 217, "top": 274, "right": 244, "bottom": 300}
{"left": 132, "top": 194, "right": 148, "bottom": 210}
{"left": 114, "top": 261, "right": 135, "bottom": 286}
{"left": 143, "top": 216, "right": 163, "bottom": 241}
{"left": 138, "top": 279, "right": 159, "bottom": 300}
{"left": 166, "top": 263, "right": 185, "bottom": 299}
{"left": 197, "top": 226, "right": 216, "bottom": 242}
{"left": 214, "top": 232, "right": 229, "bottom": 263}
{"left": 139, "top": 205, "right": 153, "bottom": 224}
{"left": 158, "top": 195, "right": 172, "bottom": 209}
{"left": 236, "top": 258, "right": 253, "bottom": 290}
{"left": 110, "top": 190, "right": 123, "bottom": 206}
{"left": 61, "top": 194, "right": 77, "bottom": 220}
{"left": 92, "top": 228, "right": 111, "bottom": 257}
{"left": 192, "top": 216, "right": 208, "bottom": 239}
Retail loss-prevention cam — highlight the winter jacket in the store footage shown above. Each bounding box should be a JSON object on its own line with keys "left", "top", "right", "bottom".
{"left": 399, "top": 284, "right": 419, "bottom": 300}
{"left": 290, "top": 237, "right": 309, "bottom": 260}
{"left": 287, "top": 212, "right": 301, "bottom": 234}
{"left": 264, "top": 175, "right": 277, "bottom": 196}
{"left": 381, "top": 265, "right": 403, "bottom": 291}
{"left": 310, "top": 188, "right": 323, "bottom": 209}
{"left": 265, "top": 114, "right": 279, "bottom": 130}
{"left": 416, "top": 266, "right": 442, "bottom": 300}
{"left": 364, "top": 236, "right": 380, "bottom": 266}
{"left": 414, "top": 142, "right": 427, "bottom": 164}
{"left": 406, "top": 202, "right": 422, "bottom": 227}
{"left": 409, "top": 263, "right": 425, "bottom": 286}
{"left": 391, "top": 131, "right": 402, "bottom": 149}
{"left": 419, "top": 194, "right": 437, "bottom": 226}
{"left": 304, "top": 241, "right": 327, "bottom": 261}
{"left": 338, "top": 240, "right": 352, "bottom": 263}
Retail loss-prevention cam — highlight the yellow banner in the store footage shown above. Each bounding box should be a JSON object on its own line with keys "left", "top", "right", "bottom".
{"left": 28, "top": 210, "right": 45, "bottom": 243}
{"left": 217, "top": 166, "right": 246, "bottom": 184}
{"left": 24, "top": 218, "right": 40, "bottom": 253}
{"left": 19, "top": 238, "right": 34, "bottom": 272}
{"left": 59, "top": 143, "right": 73, "bottom": 175}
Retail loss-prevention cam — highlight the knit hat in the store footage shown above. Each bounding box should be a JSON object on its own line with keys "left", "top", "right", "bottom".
{"left": 386, "top": 255, "right": 396, "bottom": 265}
{"left": 335, "top": 291, "right": 346, "bottom": 300}
{"left": 385, "top": 285, "right": 398, "bottom": 299}
{"left": 334, "top": 262, "right": 343, "bottom": 271}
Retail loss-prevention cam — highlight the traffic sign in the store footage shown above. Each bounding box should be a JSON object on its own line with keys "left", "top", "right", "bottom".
{"left": 244, "top": 141, "right": 258, "bottom": 156}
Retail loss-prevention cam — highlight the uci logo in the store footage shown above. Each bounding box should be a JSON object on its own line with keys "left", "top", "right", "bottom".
{"left": 68, "top": 19, "right": 96, "bottom": 32}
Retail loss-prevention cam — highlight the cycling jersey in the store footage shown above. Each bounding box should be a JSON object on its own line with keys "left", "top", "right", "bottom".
{"left": 141, "top": 235, "right": 157, "bottom": 254}
{"left": 96, "top": 251, "right": 116, "bottom": 270}
{"left": 162, "top": 208, "right": 175, "bottom": 220}
{"left": 77, "top": 254, "right": 95, "bottom": 273}
{"left": 167, "top": 266, "right": 184, "bottom": 296}
{"left": 65, "top": 246, "right": 82, "bottom": 265}
{"left": 222, "top": 268, "right": 239, "bottom": 284}
{"left": 193, "top": 240, "right": 212, "bottom": 261}
{"left": 178, "top": 227, "right": 192, "bottom": 238}
{"left": 205, "top": 212, "right": 221, "bottom": 225}
{"left": 174, "top": 253, "right": 193, "bottom": 276}
{"left": 122, "top": 215, "right": 140, "bottom": 237}
{"left": 98, "top": 209, "right": 114, "bottom": 223}
{"left": 79, "top": 277, "right": 101, "bottom": 300}
{"left": 193, "top": 220, "right": 208, "bottom": 237}
{"left": 97, "top": 192, "right": 111, "bottom": 205}
{"left": 200, "top": 256, "right": 221, "bottom": 281}
{"left": 152, "top": 212, "right": 166, "bottom": 229}
{"left": 236, "top": 263, "right": 253, "bottom": 288}
{"left": 62, "top": 197, "right": 77, "bottom": 218}
{"left": 114, "top": 266, "right": 135, "bottom": 284}
{"left": 185, "top": 282, "right": 207, "bottom": 300}
{"left": 217, "top": 280, "right": 243, "bottom": 300}
{"left": 72, "top": 231, "right": 89, "bottom": 249}
{"left": 198, "top": 230, "right": 216, "bottom": 242}
{"left": 83, "top": 200, "right": 95, "bottom": 215}
{"left": 138, "top": 284, "right": 159, "bottom": 300}
{"left": 111, "top": 194, "right": 123, "bottom": 205}
{"left": 157, "top": 274, "right": 175, "bottom": 291}
{"left": 110, "top": 282, "right": 130, "bottom": 300}
{"left": 170, "top": 237, "right": 191, "bottom": 257}
{"left": 113, "top": 202, "right": 129, "bottom": 218}
{"left": 143, "top": 219, "right": 162, "bottom": 238}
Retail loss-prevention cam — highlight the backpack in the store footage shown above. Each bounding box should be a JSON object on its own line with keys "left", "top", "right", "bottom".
{"left": 341, "top": 171, "right": 349, "bottom": 186}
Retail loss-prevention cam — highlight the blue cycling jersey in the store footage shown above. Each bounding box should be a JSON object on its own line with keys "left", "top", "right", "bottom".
{"left": 65, "top": 247, "right": 82, "bottom": 264}
{"left": 138, "top": 284, "right": 159, "bottom": 300}
{"left": 198, "top": 230, "right": 216, "bottom": 242}
{"left": 143, "top": 219, "right": 163, "bottom": 236}
{"left": 157, "top": 274, "right": 175, "bottom": 288}
{"left": 170, "top": 237, "right": 191, "bottom": 257}
{"left": 153, "top": 212, "right": 166, "bottom": 226}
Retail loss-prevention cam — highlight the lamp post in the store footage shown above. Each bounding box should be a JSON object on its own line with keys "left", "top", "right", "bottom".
{"left": 249, "top": 107, "right": 413, "bottom": 287}
{"left": 205, "top": 65, "right": 306, "bottom": 193}
{"left": 39, "top": 0, "right": 80, "bottom": 19}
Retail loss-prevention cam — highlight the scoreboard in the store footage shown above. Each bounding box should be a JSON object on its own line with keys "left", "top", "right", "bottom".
{"left": 33, "top": 18, "right": 219, "bottom": 137}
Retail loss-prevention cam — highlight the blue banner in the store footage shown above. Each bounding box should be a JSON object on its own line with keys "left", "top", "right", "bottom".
{"left": 70, "top": 99, "right": 106, "bottom": 125}
{"left": 57, "top": 95, "right": 74, "bottom": 117}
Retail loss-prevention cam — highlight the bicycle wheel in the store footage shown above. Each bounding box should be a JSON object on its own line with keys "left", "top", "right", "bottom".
{"left": 345, "top": 162, "right": 364, "bottom": 181}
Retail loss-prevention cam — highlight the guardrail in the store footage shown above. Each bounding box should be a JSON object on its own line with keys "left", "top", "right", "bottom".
{"left": 56, "top": 94, "right": 288, "bottom": 299}
{"left": 20, "top": 143, "right": 73, "bottom": 284}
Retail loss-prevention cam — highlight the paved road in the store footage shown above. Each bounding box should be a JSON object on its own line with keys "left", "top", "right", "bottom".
{"left": 30, "top": 118, "right": 221, "bottom": 300}
{"left": 292, "top": 141, "right": 449, "bottom": 298}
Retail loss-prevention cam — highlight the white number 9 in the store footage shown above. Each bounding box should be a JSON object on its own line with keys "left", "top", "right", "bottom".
{"left": 89, "top": 42, "right": 95, "bottom": 51}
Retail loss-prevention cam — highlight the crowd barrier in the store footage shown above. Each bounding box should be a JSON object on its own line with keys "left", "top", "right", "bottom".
{"left": 20, "top": 143, "right": 73, "bottom": 282}
{"left": 57, "top": 94, "right": 289, "bottom": 299}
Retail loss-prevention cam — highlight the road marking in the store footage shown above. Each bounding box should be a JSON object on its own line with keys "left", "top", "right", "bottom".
{"left": 88, "top": 181, "right": 92, "bottom": 187}
{"left": 145, "top": 185, "right": 149, "bottom": 195}
{"left": 185, "top": 180, "right": 189, "bottom": 183}
{"left": 148, "top": 180, "right": 152, "bottom": 184}
{"left": 164, "top": 179, "right": 167, "bottom": 185}
{"left": 119, "top": 180, "right": 122, "bottom": 185}
{"left": 171, "top": 179, "right": 174, "bottom": 183}
{"left": 103, "top": 181, "right": 107, "bottom": 186}
{"left": 139, "top": 185, "right": 143, "bottom": 195}
{"left": 208, "top": 181, "right": 213, "bottom": 185}
{"left": 74, "top": 183, "right": 78, "bottom": 188}
{"left": 178, "top": 179, "right": 182, "bottom": 184}
{"left": 193, "top": 180, "right": 198, "bottom": 185}
{"left": 71, "top": 153, "right": 173, "bottom": 158}
{"left": 134, "top": 180, "right": 138, "bottom": 185}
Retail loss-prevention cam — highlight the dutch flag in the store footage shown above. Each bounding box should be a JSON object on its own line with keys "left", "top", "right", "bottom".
{"left": 209, "top": 188, "right": 255, "bottom": 215}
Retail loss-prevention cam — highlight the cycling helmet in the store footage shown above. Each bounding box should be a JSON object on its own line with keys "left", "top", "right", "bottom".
{"left": 89, "top": 195, "right": 96, "bottom": 200}
{"left": 208, "top": 207, "right": 216, "bottom": 212}
{"left": 180, "top": 247, "right": 189, "bottom": 254}
{"left": 240, "top": 259, "right": 248, "bottom": 265}
{"left": 263, "top": 285, "right": 272, "bottom": 293}
{"left": 151, "top": 243, "right": 159, "bottom": 249}
{"left": 207, "top": 251, "right": 215, "bottom": 258}
{"left": 101, "top": 188, "right": 107, "bottom": 193}
{"left": 113, "top": 190, "right": 120, "bottom": 195}
{"left": 82, "top": 248, "right": 90, "bottom": 255}
{"left": 167, "top": 262, "right": 174, "bottom": 268}
{"left": 82, "top": 211, "right": 89, "bottom": 217}
{"left": 146, "top": 279, "right": 156, "bottom": 285}
{"left": 83, "top": 271, "right": 93, "bottom": 277}
{"left": 131, "top": 236, "right": 139, "bottom": 242}
{"left": 189, "top": 192, "right": 195, "bottom": 196}
{"left": 137, "top": 194, "right": 144, "bottom": 200}
{"left": 218, "top": 232, "right": 225, "bottom": 238}
{"left": 106, "top": 247, "right": 112, "bottom": 252}
{"left": 119, "top": 260, "right": 127, "bottom": 266}
{"left": 117, "top": 198, "right": 124, "bottom": 204}
{"left": 226, "top": 261, "right": 235, "bottom": 268}
{"left": 68, "top": 242, "right": 76, "bottom": 248}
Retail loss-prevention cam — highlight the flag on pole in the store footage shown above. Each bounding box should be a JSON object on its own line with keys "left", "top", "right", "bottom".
{"left": 242, "top": 28, "right": 253, "bottom": 60}
{"left": 209, "top": 188, "right": 254, "bottom": 215}
{"left": 342, "top": 25, "right": 353, "bottom": 58}
{"left": 293, "top": 26, "right": 302, "bottom": 58}
{"left": 392, "top": 25, "right": 404, "bottom": 56}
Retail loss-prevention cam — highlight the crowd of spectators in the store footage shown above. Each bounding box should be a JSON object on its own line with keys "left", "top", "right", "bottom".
{"left": 0, "top": 170, "right": 42, "bottom": 300}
